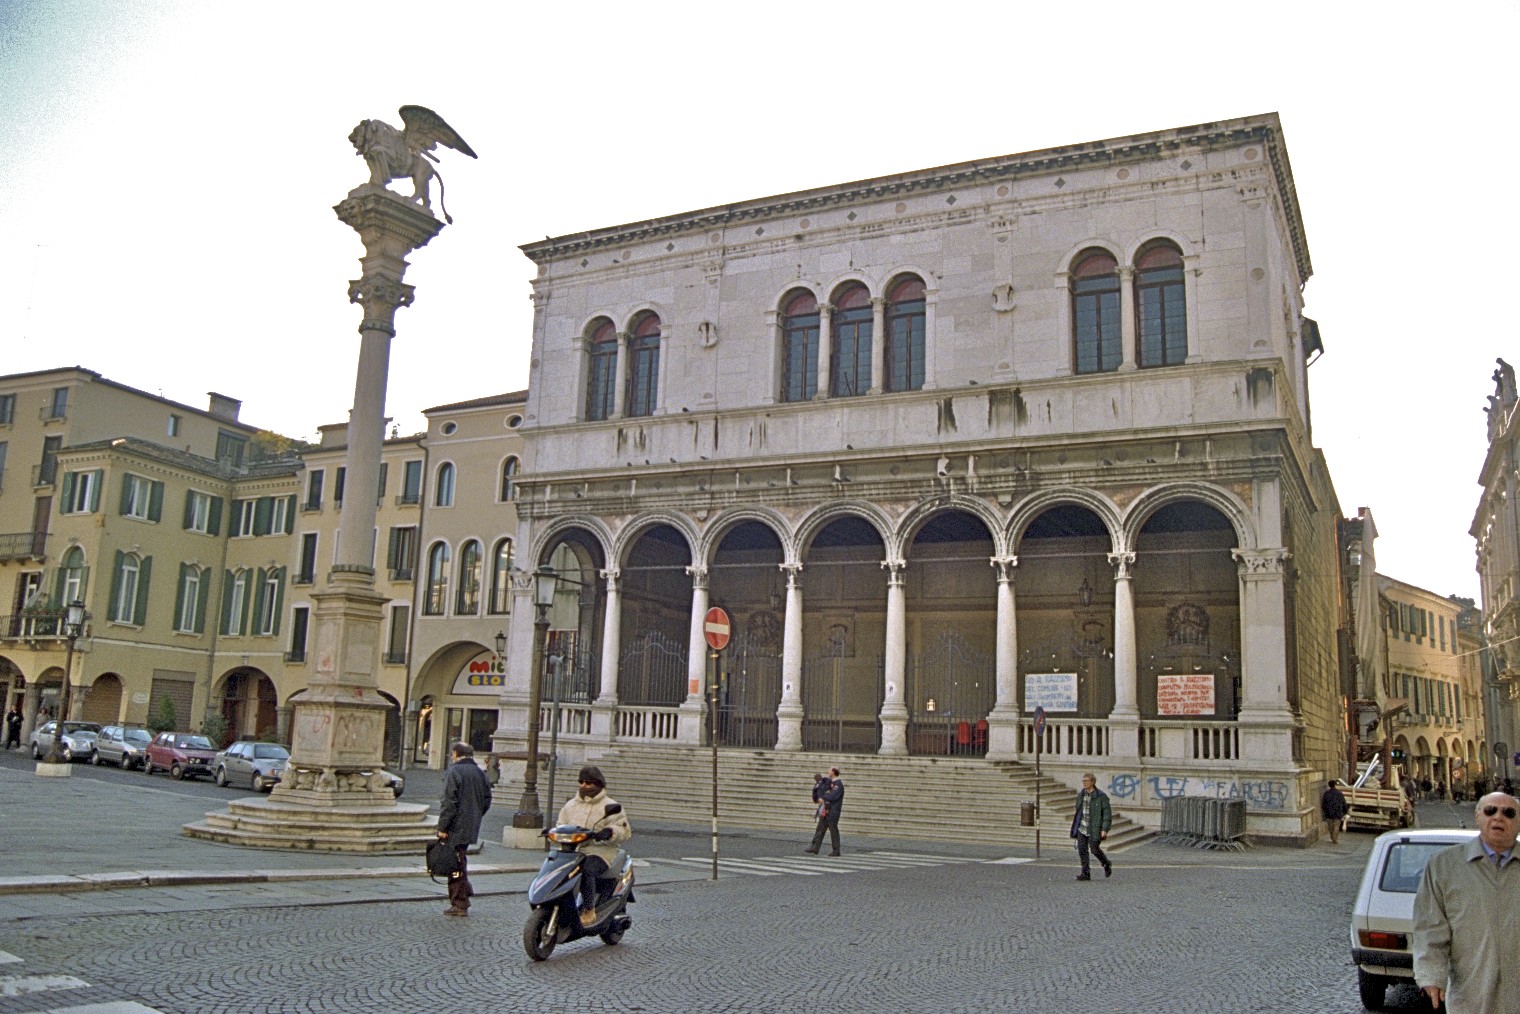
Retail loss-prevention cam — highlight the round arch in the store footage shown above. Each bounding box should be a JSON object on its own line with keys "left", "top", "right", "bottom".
{"left": 697, "top": 505, "right": 791, "bottom": 567}
{"left": 611, "top": 511, "right": 700, "bottom": 569}
{"left": 793, "top": 501, "right": 894, "bottom": 562}
{"left": 822, "top": 272, "right": 877, "bottom": 302}
{"left": 1007, "top": 487, "right": 1122, "bottom": 551}
{"left": 1122, "top": 230, "right": 1200, "bottom": 266}
{"left": 897, "top": 495, "right": 1007, "bottom": 560}
{"left": 81, "top": 672, "right": 123, "bottom": 725}
{"left": 530, "top": 515, "right": 613, "bottom": 571}
{"left": 1121, "top": 482, "right": 1256, "bottom": 551}
{"left": 1055, "top": 239, "right": 1124, "bottom": 277}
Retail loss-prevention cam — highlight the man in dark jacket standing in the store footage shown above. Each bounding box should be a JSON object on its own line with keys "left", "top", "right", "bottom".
{"left": 805, "top": 766, "right": 844, "bottom": 856}
{"left": 437, "top": 741, "right": 492, "bottom": 916}
{"left": 1320, "top": 779, "right": 1348, "bottom": 844}
{"left": 1070, "top": 772, "right": 1112, "bottom": 881}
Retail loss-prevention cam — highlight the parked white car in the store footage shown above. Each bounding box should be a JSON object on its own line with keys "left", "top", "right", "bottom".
{"left": 1349, "top": 827, "right": 1477, "bottom": 1010}
{"left": 28, "top": 721, "right": 101, "bottom": 762}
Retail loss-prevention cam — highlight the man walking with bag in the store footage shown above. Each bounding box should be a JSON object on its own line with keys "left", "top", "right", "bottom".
{"left": 436, "top": 741, "right": 492, "bottom": 916}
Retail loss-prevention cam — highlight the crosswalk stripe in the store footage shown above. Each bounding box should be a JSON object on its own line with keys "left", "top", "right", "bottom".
{"left": 0, "top": 973, "right": 89, "bottom": 998}
{"left": 658, "top": 857, "right": 793, "bottom": 876}
{"left": 49, "top": 1004, "right": 168, "bottom": 1014}
{"left": 647, "top": 850, "right": 991, "bottom": 879}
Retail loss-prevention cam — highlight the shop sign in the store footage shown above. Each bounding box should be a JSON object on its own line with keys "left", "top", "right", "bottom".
{"left": 451, "top": 651, "right": 507, "bottom": 696}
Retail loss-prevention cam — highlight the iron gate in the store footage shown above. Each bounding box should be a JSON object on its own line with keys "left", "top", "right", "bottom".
{"left": 617, "top": 630, "right": 688, "bottom": 707}
{"left": 802, "top": 641, "right": 883, "bottom": 754}
{"left": 907, "top": 630, "right": 995, "bottom": 756}
{"left": 715, "top": 631, "right": 781, "bottom": 748}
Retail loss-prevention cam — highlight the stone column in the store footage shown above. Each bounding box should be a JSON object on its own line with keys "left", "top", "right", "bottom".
{"left": 815, "top": 306, "right": 833, "bottom": 399}
{"left": 878, "top": 558, "right": 908, "bottom": 755}
{"left": 20, "top": 683, "right": 40, "bottom": 745}
{"left": 985, "top": 556, "right": 1021, "bottom": 760}
{"left": 869, "top": 297, "right": 887, "bottom": 394}
{"left": 612, "top": 332, "right": 630, "bottom": 418}
{"left": 589, "top": 566, "right": 622, "bottom": 740}
{"left": 1232, "top": 548, "right": 1298, "bottom": 762}
{"left": 776, "top": 563, "right": 805, "bottom": 750}
{"left": 1108, "top": 551, "right": 1140, "bottom": 759}
{"left": 1118, "top": 266, "right": 1138, "bottom": 371}
{"left": 676, "top": 565, "right": 710, "bottom": 745}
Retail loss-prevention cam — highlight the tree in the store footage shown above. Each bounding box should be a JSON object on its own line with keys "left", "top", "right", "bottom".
{"left": 149, "top": 695, "right": 178, "bottom": 734}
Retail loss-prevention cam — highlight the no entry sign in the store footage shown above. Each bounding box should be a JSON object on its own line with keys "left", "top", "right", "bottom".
{"left": 704, "top": 606, "right": 732, "bottom": 650}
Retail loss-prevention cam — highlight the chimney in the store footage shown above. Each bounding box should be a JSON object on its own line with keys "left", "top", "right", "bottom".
{"left": 206, "top": 392, "right": 242, "bottom": 421}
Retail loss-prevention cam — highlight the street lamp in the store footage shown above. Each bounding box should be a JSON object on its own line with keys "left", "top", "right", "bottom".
{"left": 512, "top": 564, "right": 558, "bottom": 833}
{"left": 44, "top": 600, "right": 87, "bottom": 765}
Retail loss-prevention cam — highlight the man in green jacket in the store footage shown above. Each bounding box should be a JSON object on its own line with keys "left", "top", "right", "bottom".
{"left": 1413, "top": 791, "right": 1520, "bottom": 1012}
{"left": 1069, "top": 772, "right": 1112, "bottom": 881}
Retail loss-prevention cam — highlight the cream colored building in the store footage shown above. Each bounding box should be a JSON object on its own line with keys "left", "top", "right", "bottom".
{"left": 494, "top": 113, "right": 1350, "bottom": 840}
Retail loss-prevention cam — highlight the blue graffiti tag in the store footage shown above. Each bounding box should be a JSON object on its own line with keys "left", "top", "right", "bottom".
{"left": 1107, "top": 773, "right": 1141, "bottom": 799}
{"left": 1146, "top": 775, "right": 1190, "bottom": 799}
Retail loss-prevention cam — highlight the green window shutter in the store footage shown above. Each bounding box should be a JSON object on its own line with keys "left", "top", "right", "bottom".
{"left": 220, "top": 570, "right": 235, "bottom": 633}
{"left": 88, "top": 470, "right": 102, "bottom": 512}
{"left": 61, "top": 472, "right": 76, "bottom": 511}
{"left": 173, "top": 563, "right": 188, "bottom": 627}
{"left": 387, "top": 527, "right": 401, "bottom": 569}
{"left": 133, "top": 556, "right": 152, "bottom": 626}
{"left": 148, "top": 480, "right": 163, "bottom": 522}
{"left": 108, "top": 550, "right": 125, "bottom": 619}
{"left": 182, "top": 491, "right": 195, "bottom": 530}
{"left": 119, "top": 475, "right": 134, "bottom": 515}
{"left": 76, "top": 565, "right": 89, "bottom": 602}
{"left": 271, "top": 569, "right": 285, "bottom": 636}
{"left": 335, "top": 467, "right": 346, "bottom": 506}
{"left": 252, "top": 568, "right": 267, "bottom": 633}
{"left": 237, "top": 572, "right": 251, "bottom": 634}
{"left": 254, "top": 496, "right": 272, "bottom": 536}
{"left": 208, "top": 496, "right": 223, "bottom": 536}
{"left": 52, "top": 566, "right": 65, "bottom": 606}
{"left": 284, "top": 494, "right": 296, "bottom": 534}
{"left": 377, "top": 463, "right": 388, "bottom": 505}
{"left": 195, "top": 566, "right": 211, "bottom": 634}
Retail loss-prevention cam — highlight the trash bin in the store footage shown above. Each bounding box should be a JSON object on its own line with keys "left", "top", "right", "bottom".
{"left": 1020, "top": 801, "right": 1037, "bottom": 826}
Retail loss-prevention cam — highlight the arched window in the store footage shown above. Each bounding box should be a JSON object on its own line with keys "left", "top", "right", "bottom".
{"left": 1071, "top": 250, "right": 1120, "bottom": 374}
{"left": 61, "top": 546, "right": 88, "bottom": 605}
{"left": 423, "top": 542, "right": 450, "bottom": 615}
{"left": 830, "top": 283, "right": 872, "bottom": 397}
{"left": 780, "top": 289, "right": 819, "bottom": 402}
{"left": 584, "top": 319, "right": 618, "bottom": 422}
{"left": 1136, "top": 242, "right": 1187, "bottom": 368}
{"left": 626, "top": 312, "right": 661, "bottom": 417}
{"left": 434, "top": 462, "right": 455, "bottom": 507}
{"left": 489, "top": 538, "right": 514, "bottom": 614}
{"left": 455, "top": 540, "right": 482, "bottom": 615}
{"left": 499, "top": 456, "right": 520, "bottom": 502}
{"left": 224, "top": 568, "right": 249, "bottom": 634}
{"left": 885, "top": 275, "right": 926, "bottom": 392}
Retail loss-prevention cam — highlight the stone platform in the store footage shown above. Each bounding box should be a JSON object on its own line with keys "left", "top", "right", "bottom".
{"left": 184, "top": 795, "right": 435, "bottom": 853}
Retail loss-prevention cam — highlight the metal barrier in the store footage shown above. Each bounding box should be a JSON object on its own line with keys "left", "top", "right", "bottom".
{"left": 1157, "top": 796, "right": 1251, "bottom": 851}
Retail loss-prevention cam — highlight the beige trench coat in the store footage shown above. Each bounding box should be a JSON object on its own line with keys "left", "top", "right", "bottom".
{"left": 1413, "top": 838, "right": 1520, "bottom": 1014}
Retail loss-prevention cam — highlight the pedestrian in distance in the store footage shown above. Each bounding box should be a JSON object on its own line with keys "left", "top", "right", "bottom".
{"left": 436, "top": 741, "right": 492, "bottom": 917}
{"left": 556, "top": 765, "right": 632, "bottom": 926}
{"left": 1320, "top": 779, "right": 1348, "bottom": 844}
{"left": 4, "top": 705, "right": 21, "bottom": 750}
{"left": 805, "top": 766, "right": 844, "bottom": 856}
{"left": 1070, "top": 772, "right": 1112, "bottom": 880}
{"left": 1413, "top": 791, "right": 1520, "bottom": 1013}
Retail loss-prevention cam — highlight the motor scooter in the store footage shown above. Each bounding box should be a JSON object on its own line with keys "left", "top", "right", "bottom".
{"left": 523, "top": 808, "right": 635, "bottom": 961}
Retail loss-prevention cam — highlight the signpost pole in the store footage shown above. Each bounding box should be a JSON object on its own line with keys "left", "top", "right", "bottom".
{"left": 1034, "top": 705, "right": 1045, "bottom": 859}
{"left": 703, "top": 607, "right": 730, "bottom": 883}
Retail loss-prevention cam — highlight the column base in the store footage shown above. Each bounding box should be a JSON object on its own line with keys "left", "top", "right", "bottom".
{"left": 775, "top": 703, "right": 803, "bottom": 751}
{"left": 878, "top": 703, "right": 908, "bottom": 755}
{"left": 983, "top": 708, "right": 1021, "bottom": 761}
{"left": 676, "top": 697, "right": 707, "bottom": 745}
{"left": 1107, "top": 713, "right": 1141, "bottom": 760}
{"left": 34, "top": 761, "right": 72, "bottom": 778}
{"left": 504, "top": 825, "right": 547, "bottom": 850}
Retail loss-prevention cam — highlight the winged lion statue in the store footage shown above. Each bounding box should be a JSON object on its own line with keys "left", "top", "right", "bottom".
{"left": 349, "top": 105, "right": 477, "bottom": 223}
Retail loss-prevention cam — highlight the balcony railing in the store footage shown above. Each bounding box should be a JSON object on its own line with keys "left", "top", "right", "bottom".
{"left": 383, "top": 650, "right": 408, "bottom": 666}
{"left": 1, "top": 611, "right": 65, "bottom": 640}
{"left": 0, "top": 532, "right": 48, "bottom": 562}
{"left": 394, "top": 492, "right": 421, "bottom": 507}
{"left": 32, "top": 462, "right": 57, "bottom": 487}
{"left": 387, "top": 567, "right": 414, "bottom": 583}
{"left": 284, "top": 648, "right": 307, "bottom": 663}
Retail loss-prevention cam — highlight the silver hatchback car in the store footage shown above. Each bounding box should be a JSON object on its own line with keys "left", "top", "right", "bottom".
{"left": 91, "top": 725, "right": 154, "bottom": 769}
{"left": 213, "top": 741, "right": 289, "bottom": 792}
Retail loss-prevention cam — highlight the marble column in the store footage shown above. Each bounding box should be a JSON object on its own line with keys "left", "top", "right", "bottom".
{"left": 1108, "top": 551, "right": 1140, "bottom": 759}
{"left": 815, "top": 306, "right": 833, "bottom": 399}
{"left": 869, "top": 297, "right": 887, "bottom": 394}
{"left": 878, "top": 558, "right": 908, "bottom": 755}
{"left": 1117, "top": 266, "right": 1138, "bottom": 371}
{"left": 590, "top": 566, "right": 622, "bottom": 740}
{"left": 984, "top": 556, "right": 1021, "bottom": 760}
{"left": 1232, "top": 547, "right": 1298, "bottom": 762}
{"left": 612, "top": 332, "right": 630, "bottom": 418}
{"left": 775, "top": 563, "right": 805, "bottom": 750}
{"left": 676, "top": 565, "right": 710, "bottom": 745}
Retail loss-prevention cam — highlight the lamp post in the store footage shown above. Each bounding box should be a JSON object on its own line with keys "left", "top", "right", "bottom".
{"left": 512, "top": 565, "right": 558, "bottom": 832}
{"left": 45, "top": 600, "right": 87, "bottom": 764}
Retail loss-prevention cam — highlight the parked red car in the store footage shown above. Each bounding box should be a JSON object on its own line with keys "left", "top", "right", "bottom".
{"left": 143, "top": 731, "right": 219, "bottom": 780}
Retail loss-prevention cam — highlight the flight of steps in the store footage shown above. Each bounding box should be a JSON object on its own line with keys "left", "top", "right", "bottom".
{"left": 585, "top": 745, "right": 1150, "bottom": 850}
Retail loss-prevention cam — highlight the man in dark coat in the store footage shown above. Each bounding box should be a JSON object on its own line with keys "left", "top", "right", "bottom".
{"left": 1070, "top": 772, "right": 1112, "bottom": 881}
{"left": 437, "top": 741, "right": 492, "bottom": 916}
{"left": 805, "top": 766, "right": 844, "bottom": 856}
{"left": 1320, "top": 779, "right": 1348, "bottom": 844}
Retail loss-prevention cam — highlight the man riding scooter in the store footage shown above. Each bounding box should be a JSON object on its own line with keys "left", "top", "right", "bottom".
{"left": 557, "top": 765, "right": 632, "bottom": 926}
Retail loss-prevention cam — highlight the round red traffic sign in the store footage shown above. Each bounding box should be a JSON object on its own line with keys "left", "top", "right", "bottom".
{"left": 704, "top": 606, "right": 731, "bottom": 650}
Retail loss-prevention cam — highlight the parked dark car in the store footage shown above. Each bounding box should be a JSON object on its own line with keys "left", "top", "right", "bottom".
{"left": 91, "top": 725, "right": 153, "bottom": 769}
{"left": 214, "top": 741, "right": 289, "bottom": 791}
{"left": 143, "top": 731, "right": 219, "bottom": 780}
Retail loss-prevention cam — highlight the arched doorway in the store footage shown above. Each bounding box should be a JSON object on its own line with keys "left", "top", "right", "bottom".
{"left": 618, "top": 524, "right": 693, "bottom": 708}
{"left": 710, "top": 520, "right": 785, "bottom": 748}
{"left": 220, "top": 669, "right": 277, "bottom": 744}
{"left": 82, "top": 673, "right": 123, "bottom": 725}
{"left": 800, "top": 515, "right": 886, "bottom": 753}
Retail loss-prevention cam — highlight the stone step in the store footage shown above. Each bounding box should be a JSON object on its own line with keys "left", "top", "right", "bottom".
{"left": 182, "top": 820, "right": 437, "bottom": 853}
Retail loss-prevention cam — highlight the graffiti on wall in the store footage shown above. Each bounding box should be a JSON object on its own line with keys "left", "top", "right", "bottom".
{"left": 1104, "top": 773, "right": 1291, "bottom": 810}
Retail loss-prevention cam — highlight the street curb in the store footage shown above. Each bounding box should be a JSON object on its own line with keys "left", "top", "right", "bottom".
{"left": 0, "top": 862, "right": 540, "bottom": 896}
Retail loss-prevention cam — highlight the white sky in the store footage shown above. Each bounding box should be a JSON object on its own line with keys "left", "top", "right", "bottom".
{"left": 2, "top": 0, "right": 1514, "bottom": 601}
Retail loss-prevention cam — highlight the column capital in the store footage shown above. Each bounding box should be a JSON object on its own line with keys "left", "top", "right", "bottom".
{"left": 346, "top": 276, "right": 415, "bottom": 335}
{"left": 881, "top": 558, "right": 906, "bottom": 585}
{"left": 599, "top": 565, "right": 621, "bottom": 586}
{"left": 685, "top": 564, "right": 709, "bottom": 589}
{"left": 1108, "top": 551, "right": 1136, "bottom": 579}
{"left": 1232, "top": 547, "right": 1292, "bottom": 576}
{"left": 780, "top": 562, "right": 803, "bottom": 588}
{"left": 990, "top": 555, "right": 1019, "bottom": 582}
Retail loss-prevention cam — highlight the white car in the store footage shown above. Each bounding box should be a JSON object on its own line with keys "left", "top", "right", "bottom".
{"left": 28, "top": 721, "right": 101, "bottom": 762}
{"left": 1349, "top": 827, "right": 1477, "bottom": 1010}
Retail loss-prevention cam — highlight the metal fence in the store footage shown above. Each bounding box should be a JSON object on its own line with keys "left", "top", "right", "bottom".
{"left": 1157, "top": 796, "right": 1251, "bottom": 851}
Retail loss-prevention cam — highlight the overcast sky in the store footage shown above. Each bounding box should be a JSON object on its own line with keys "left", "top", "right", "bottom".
{"left": 1, "top": 1, "right": 1513, "bottom": 601}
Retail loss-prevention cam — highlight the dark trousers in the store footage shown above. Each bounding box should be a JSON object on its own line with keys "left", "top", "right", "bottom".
{"left": 447, "top": 846, "right": 472, "bottom": 911}
{"left": 1075, "top": 832, "right": 1109, "bottom": 876}
{"left": 809, "top": 812, "right": 841, "bottom": 854}
{"left": 580, "top": 855, "right": 609, "bottom": 912}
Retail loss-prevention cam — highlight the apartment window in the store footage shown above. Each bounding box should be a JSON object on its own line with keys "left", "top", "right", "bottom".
{"left": 305, "top": 469, "right": 325, "bottom": 511}
{"left": 270, "top": 495, "right": 291, "bottom": 535}
{"left": 0, "top": 393, "right": 14, "bottom": 424}
{"left": 1072, "top": 249, "right": 1121, "bottom": 374}
{"left": 119, "top": 473, "right": 163, "bottom": 522}
{"left": 434, "top": 463, "right": 455, "bottom": 507}
{"left": 1136, "top": 242, "right": 1188, "bottom": 368}
{"left": 423, "top": 542, "right": 450, "bottom": 615}
{"left": 400, "top": 460, "right": 423, "bottom": 504}
{"left": 456, "top": 539, "right": 483, "bottom": 615}
{"left": 499, "top": 457, "right": 520, "bottom": 502}
{"left": 60, "top": 546, "right": 87, "bottom": 605}
{"left": 0, "top": 441, "right": 7, "bottom": 489}
{"left": 376, "top": 462, "right": 388, "bottom": 505}
{"left": 885, "top": 275, "right": 926, "bottom": 393}
{"left": 288, "top": 606, "right": 310, "bottom": 662}
{"left": 47, "top": 387, "right": 69, "bottom": 420}
{"left": 387, "top": 525, "right": 418, "bottom": 580}
{"left": 183, "top": 490, "right": 222, "bottom": 534}
{"left": 235, "top": 499, "right": 256, "bottom": 537}
{"left": 334, "top": 467, "right": 347, "bottom": 506}
{"left": 584, "top": 319, "right": 618, "bottom": 421}
{"left": 37, "top": 435, "right": 60, "bottom": 485}
{"left": 253, "top": 568, "right": 283, "bottom": 636}
{"left": 215, "top": 431, "right": 247, "bottom": 467}
{"left": 61, "top": 469, "right": 102, "bottom": 514}
{"left": 223, "top": 569, "right": 250, "bottom": 635}
{"left": 386, "top": 605, "right": 410, "bottom": 664}
{"left": 830, "top": 284, "right": 872, "bottom": 397}
{"left": 174, "top": 564, "right": 209, "bottom": 634}
{"left": 109, "top": 551, "right": 149, "bottom": 625}
{"left": 780, "top": 290, "right": 820, "bottom": 403}
{"left": 297, "top": 532, "right": 319, "bottom": 584}
{"left": 167, "top": 414, "right": 181, "bottom": 437}
{"left": 489, "top": 538, "right": 513, "bottom": 614}
{"left": 626, "top": 313, "right": 661, "bottom": 417}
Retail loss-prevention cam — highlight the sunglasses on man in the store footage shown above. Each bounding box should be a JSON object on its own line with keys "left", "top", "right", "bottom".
{"left": 1482, "top": 805, "right": 1518, "bottom": 819}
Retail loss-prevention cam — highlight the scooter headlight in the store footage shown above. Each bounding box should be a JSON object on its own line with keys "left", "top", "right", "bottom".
{"left": 547, "top": 829, "right": 589, "bottom": 845}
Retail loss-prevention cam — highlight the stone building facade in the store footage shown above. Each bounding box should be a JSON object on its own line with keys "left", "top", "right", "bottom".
{"left": 496, "top": 113, "right": 1349, "bottom": 838}
{"left": 1473, "top": 358, "right": 1520, "bottom": 771}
